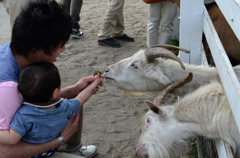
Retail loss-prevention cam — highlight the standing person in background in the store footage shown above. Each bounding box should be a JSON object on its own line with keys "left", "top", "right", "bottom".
{"left": 63, "top": 0, "right": 84, "bottom": 39}
{"left": 98, "top": 0, "right": 135, "bottom": 48}
{"left": 147, "top": 0, "right": 178, "bottom": 47}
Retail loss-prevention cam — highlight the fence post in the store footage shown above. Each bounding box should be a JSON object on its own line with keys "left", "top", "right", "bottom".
{"left": 179, "top": 0, "right": 204, "bottom": 64}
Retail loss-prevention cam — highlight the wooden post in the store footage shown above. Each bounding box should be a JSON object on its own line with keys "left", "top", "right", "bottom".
{"left": 179, "top": 0, "right": 204, "bottom": 65}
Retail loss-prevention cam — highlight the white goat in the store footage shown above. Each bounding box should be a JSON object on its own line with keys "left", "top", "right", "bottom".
{"left": 103, "top": 45, "right": 240, "bottom": 97}
{"left": 134, "top": 74, "right": 240, "bottom": 158}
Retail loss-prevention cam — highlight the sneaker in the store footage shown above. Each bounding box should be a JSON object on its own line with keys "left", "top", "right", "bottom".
{"left": 71, "top": 23, "right": 84, "bottom": 39}
{"left": 98, "top": 38, "right": 121, "bottom": 47}
{"left": 72, "top": 145, "right": 97, "bottom": 158}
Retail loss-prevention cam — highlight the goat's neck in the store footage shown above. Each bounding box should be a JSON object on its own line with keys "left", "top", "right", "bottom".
{"left": 161, "top": 60, "right": 220, "bottom": 96}
{"left": 173, "top": 83, "right": 240, "bottom": 151}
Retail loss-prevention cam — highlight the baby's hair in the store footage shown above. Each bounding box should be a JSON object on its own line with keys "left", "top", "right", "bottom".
{"left": 18, "top": 62, "right": 61, "bottom": 103}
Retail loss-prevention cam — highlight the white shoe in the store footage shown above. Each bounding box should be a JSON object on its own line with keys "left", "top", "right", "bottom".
{"left": 73, "top": 145, "right": 97, "bottom": 158}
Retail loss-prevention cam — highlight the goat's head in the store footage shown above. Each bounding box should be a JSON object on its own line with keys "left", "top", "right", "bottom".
{"left": 134, "top": 73, "right": 193, "bottom": 158}
{"left": 103, "top": 45, "right": 189, "bottom": 93}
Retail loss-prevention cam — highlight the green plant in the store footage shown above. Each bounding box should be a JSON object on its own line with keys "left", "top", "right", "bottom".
{"left": 190, "top": 138, "right": 197, "bottom": 152}
{"left": 170, "top": 39, "right": 179, "bottom": 56}
{"left": 188, "top": 138, "right": 198, "bottom": 157}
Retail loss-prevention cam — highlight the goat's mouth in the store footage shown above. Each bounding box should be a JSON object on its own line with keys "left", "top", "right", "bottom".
{"left": 135, "top": 144, "right": 149, "bottom": 158}
{"left": 104, "top": 77, "right": 116, "bottom": 84}
{"left": 104, "top": 77, "right": 115, "bottom": 81}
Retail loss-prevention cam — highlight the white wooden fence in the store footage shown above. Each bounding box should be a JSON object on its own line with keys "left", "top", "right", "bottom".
{"left": 178, "top": 0, "right": 240, "bottom": 157}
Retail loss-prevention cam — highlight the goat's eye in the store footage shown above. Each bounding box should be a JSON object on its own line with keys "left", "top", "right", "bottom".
{"left": 147, "top": 118, "right": 151, "bottom": 123}
{"left": 131, "top": 63, "right": 138, "bottom": 69}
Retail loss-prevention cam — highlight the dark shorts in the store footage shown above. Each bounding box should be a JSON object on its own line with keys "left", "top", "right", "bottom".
{"left": 31, "top": 148, "right": 56, "bottom": 158}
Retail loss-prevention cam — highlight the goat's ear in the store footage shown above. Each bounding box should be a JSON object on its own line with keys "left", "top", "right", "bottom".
{"left": 145, "top": 69, "right": 171, "bottom": 86}
{"left": 146, "top": 100, "right": 162, "bottom": 115}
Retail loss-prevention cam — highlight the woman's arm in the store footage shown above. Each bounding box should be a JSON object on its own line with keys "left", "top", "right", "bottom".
{"left": 60, "top": 75, "right": 103, "bottom": 99}
{"left": 0, "top": 113, "right": 79, "bottom": 158}
{"left": 0, "top": 129, "right": 22, "bottom": 145}
{"left": 0, "top": 138, "right": 59, "bottom": 158}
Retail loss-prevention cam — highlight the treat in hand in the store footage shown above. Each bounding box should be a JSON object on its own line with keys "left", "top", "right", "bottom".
{"left": 93, "top": 70, "right": 102, "bottom": 78}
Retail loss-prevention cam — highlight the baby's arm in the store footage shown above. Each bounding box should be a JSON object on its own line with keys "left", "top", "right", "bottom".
{"left": 75, "top": 75, "right": 103, "bottom": 105}
{"left": 0, "top": 128, "right": 22, "bottom": 144}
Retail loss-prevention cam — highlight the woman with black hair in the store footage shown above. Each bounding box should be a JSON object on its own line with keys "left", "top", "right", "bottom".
{"left": 0, "top": 1, "right": 100, "bottom": 157}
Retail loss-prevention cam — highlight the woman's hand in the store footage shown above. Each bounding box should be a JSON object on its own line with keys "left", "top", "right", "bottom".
{"left": 73, "top": 75, "right": 104, "bottom": 95}
{"left": 75, "top": 75, "right": 104, "bottom": 92}
{"left": 61, "top": 75, "right": 104, "bottom": 99}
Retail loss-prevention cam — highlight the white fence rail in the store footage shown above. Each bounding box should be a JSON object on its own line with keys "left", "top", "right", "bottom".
{"left": 179, "top": 0, "right": 240, "bottom": 157}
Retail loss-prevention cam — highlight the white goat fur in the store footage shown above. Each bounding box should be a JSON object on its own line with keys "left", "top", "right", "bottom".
{"left": 104, "top": 49, "right": 240, "bottom": 96}
{"left": 134, "top": 82, "right": 240, "bottom": 158}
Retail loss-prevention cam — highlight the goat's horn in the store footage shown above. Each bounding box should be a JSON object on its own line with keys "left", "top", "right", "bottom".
{"left": 151, "top": 45, "right": 189, "bottom": 53}
{"left": 153, "top": 73, "right": 193, "bottom": 106}
{"left": 145, "top": 45, "right": 189, "bottom": 70}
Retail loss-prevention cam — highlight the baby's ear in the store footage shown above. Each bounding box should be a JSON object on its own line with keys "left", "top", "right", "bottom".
{"left": 51, "top": 88, "right": 61, "bottom": 100}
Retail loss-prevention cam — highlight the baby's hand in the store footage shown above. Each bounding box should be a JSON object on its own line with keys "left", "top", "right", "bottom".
{"left": 91, "top": 75, "right": 103, "bottom": 94}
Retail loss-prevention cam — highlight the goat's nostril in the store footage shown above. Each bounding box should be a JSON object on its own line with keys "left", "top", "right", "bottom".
{"left": 105, "top": 68, "right": 109, "bottom": 73}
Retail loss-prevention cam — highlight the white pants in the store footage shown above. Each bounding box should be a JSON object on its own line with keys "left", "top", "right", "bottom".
{"left": 147, "top": 0, "right": 178, "bottom": 47}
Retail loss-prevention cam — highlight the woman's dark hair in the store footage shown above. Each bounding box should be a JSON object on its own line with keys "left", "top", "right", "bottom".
{"left": 10, "top": 0, "right": 71, "bottom": 58}
{"left": 18, "top": 62, "right": 61, "bottom": 103}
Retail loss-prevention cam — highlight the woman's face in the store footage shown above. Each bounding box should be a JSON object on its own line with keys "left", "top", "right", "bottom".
{"left": 36, "top": 44, "right": 66, "bottom": 63}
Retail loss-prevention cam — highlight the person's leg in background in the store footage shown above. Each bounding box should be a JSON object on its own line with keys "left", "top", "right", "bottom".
{"left": 111, "top": 0, "right": 125, "bottom": 37}
{"left": 147, "top": 2, "right": 162, "bottom": 48}
{"left": 63, "top": 0, "right": 84, "bottom": 39}
{"left": 62, "top": 0, "right": 71, "bottom": 15}
{"left": 111, "top": 0, "right": 134, "bottom": 42}
{"left": 158, "top": 0, "right": 178, "bottom": 44}
{"left": 1, "top": 0, "right": 30, "bottom": 29}
{"left": 98, "top": 0, "right": 134, "bottom": 47}
{"left": 98, "top": 0, "right": 124, "bottom": 47}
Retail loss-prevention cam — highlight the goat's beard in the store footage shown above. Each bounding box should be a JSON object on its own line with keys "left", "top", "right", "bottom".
{"left": 148, "top": 144, "right": 177, "bottom": 158}
{"left": 147, "top": 139, "right": 188, "bottom": 158}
